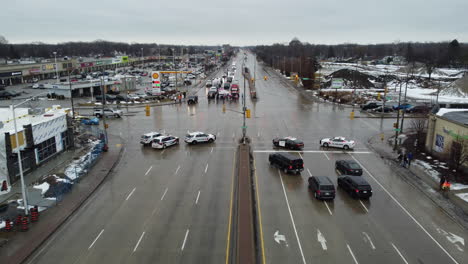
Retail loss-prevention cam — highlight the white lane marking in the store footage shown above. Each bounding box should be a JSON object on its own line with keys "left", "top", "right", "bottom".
{"left": 278, "top": 170, "right": 307, "bottom": 264}
{"left": 161, "top": 149, "right": 166, "bottom": 155}
{"left": 160, "top": 188, "right": 168, "bottom": 200}
{"left": 351, "top": 155, "right": 460, "bottom": 264}
{"left": 195, "top": 191, "right": 201, "bottom": 204}
{"left": 126, "top": 188, "right": 136, "bottom": 201}
{"left": 298, "top": 152, "right": 303, "bottom": 159}
{"left": 323, "top": 153, "right": 330, "bottom": 160}
{"left": 210, "top": 147, "right": 214, "bottom": 153}
{"left": 175, "top": 165, "right": 181, "bottom": 175}
{"left": 317, "top": 229, "right": 327, "bottom": 250}
{"left": 323, "top": 201, "right": 333, "bottom": 216}
{"left": 205, "top": 163, "right": 209, "bottom": 173}
{"left": 346, "top": 244, "right": 359, "bottom": 264}
{"left": 254, "top": 150, "right": 371, "bottom": 154}
{"left": 307, "top": 168, "right": 312, "bottom": 177}
{"left": 359, "top": 200, "right": 369, "bottom": 213}
{"left": 144, "top": 166, "right": 153, "bottom": 176}
{"left": 257, "top": 131, "right": 261, "bottom": 137}
{"left": 88, "top": 229, "right": 104, "bottom": 249}
{"left": 232, "top": 132, "right": 235, "bottom": 138}
{"left": 133, "top": 232, "right": 146, "bottom": 253}
{"left": 362, "top": 232, "right": 376, "bottom": 250}
{"left": 391, "top": 243, "right": 409, "bottom": 264}
{"left": 181, "top": 229, "right": 190, "bottom": 251}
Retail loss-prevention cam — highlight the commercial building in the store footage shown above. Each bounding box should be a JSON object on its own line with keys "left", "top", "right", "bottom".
{"left": 0, "top": 106, "right": 73, "bottom": 185}
{"left": 426, "top": 108, "right": 468, "bottom": 171}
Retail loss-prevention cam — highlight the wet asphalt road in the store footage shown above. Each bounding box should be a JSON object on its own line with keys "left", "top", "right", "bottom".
{"left": 25, "top": 52, "right": 467, "bottom": 264}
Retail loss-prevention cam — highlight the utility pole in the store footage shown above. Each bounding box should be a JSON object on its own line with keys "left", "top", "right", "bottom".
{"left": 242, "top": 62, "right": 247, "bottom": 142}
{"left": 393, "top": 81, "right": 404, "bottom": 150}
{"left": 283, "top": 57, "right": 286, "bottom": 75}
{"left": 68, "top": 69, "right": 76, "bottom": 119}
{"left": 254, "top": 54, "right": 256, "bottom": 87}
{"left": 400, "top": 66, "right": 413, "bottom": 134}
{"left": 100, "top": 76, "right": 108, "bottom": 145}
{"left": 53, "top": 51, "right": 59, "bottom": 83}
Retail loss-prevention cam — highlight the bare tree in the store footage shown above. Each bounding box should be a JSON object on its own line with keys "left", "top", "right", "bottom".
{"left": 410, "top": 118, "right": 427, "bottom": 150}
{"left": 0, "top": 35, "right": 8, "bottom": 44}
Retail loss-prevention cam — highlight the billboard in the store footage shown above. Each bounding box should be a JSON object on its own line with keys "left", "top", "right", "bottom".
{"left": 150, "top": 71, "right": 161, "bottom": 95}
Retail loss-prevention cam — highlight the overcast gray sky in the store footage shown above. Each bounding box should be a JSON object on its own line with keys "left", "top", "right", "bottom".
{"left": 1, "top": 0, "right": 467, "bottom": 45}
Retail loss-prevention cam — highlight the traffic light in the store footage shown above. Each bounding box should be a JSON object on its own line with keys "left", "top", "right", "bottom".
{"left": 377, "top": 92, "right": 381, "bottom": 100}
{"left": 264, "top": 76, "right": 268, "bottom": 81}
{"left": 246, "top": 109, "right": 251, "bottom": 118}
{"left": 350, "top": 111, "right": 355, "bottom": 120}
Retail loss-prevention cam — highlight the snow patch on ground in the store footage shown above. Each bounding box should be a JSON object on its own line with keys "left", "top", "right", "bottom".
{"left": 450, "top": 183, "right": 468, "bottom": 191}
{"left": 455, "top": 193, "right": 468, "bottom": 203}
{"left": 414, "top": 159, "right": 440, "bottom": 182}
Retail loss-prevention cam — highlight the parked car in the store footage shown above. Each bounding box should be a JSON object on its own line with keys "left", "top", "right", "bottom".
{"left": 335, "top": 160, "right": 363, "bottom": 176}
{"left": 393, "top": 103, "right": 413, "bottom": 110}
{"left": 360, "top": 101, "right": 382, "bottom": 111}
{"left": 268, "top": 153, "right": 304, "bottom": 174}
{"left": 337, "top": 175, "right": 373, "bottom": 199}
{"left": 93, "top": 108, "right": 123, "bottom": 118}
{"left": 272, "top": 137, "right": 304, "bottom": 150}
{"left": 206, "top": 81, "right": 212, "bottom": 87}
{"left": 207, "top": 91, "right": 217, "bottom": 99}
{"left": 151, "top": 135, "right": 179, "bottom": 149}
{"left": 96, "top": 94, "right": 116, "bottom": 102}
{"left": 0, "top": 90, "right": 20, "bottom": 99}
{"left": 80, "top": 117, "right": 100, "bottom": 125}
{"left": 308, "top": 176, "right": 336, "bottom": 200}
{"left": 187, "top": 95, "right": 198, "bottom": 104}
{"left": 223, "top": 82, "right": 230, "bottom": 90}
{"left": 140, "top": 132, "right": 164, "bottom": 146}
{"left": 406, "top": 105, "right": 430, "bottom": 114}
{"left": 184, "top": 131, "right": 216, "bottom": 144}
{"left": 320, "top": 137, "right": 355, "bottom": 150}
{"left": 370, "top": 106, "right": 393, "bottom": 113}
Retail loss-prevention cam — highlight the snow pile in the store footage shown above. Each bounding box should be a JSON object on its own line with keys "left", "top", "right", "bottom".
{"left": 455, "top": 193, "right": 468, "bottom": 203}
{"left": 33, "top": 182, "right": 50, "bottom": 195}
{"left": 64, "top": 140, "right": 103, "bottom": 180}
{"left": 440, "top": 74, "right": 468, "bottom": 98}
{"left": 450, "top": 183, "right": 468, "bottom": 191}
{"left": 436, "top": 108, "right": 468, "bottom": 116}
{"left": 414, "top": 159, "right": 440, "bottom": 182}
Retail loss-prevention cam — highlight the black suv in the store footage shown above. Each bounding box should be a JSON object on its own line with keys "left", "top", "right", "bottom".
{"left": 268, "top": 153, "right": 304, "bottom": 174}
{"left": 187, "top": 95, "right": 198, "bottom": 104}
{"left": 337, "top": 176, "right": 372, "bottom": 199}
{"left": 361, "top": 102, "right": 382, "bottom": 111}
{"left": 335, "top": 160, "right": 362, "bottom": 176}
{"left": 308, "top": 176, "right": 336, "bottom": 200}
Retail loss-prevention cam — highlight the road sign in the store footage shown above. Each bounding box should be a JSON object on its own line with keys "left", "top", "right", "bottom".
{"left": 393, "top": 128, "right": 401, "bottom": 132}
{"left": 241, "top": 126, "right": 247, "bottom": 129}
{"left": 332, "top": 78, "right": 343, "bottom": 89}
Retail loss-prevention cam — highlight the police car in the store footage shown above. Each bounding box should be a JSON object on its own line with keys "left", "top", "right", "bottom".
{"left": 184, "top": 131, "right": 216, "bottom": 144}
{"left": 151, "top": 135, "right": 179, "bottom": 149}
{"left": 140, "top": 132, "right": 164, "bottom": 146}
{"left": 272, "top": 137, "right": 304, "bottom": 150}
{"left": 320, "top": 137, "right": 355, "bottom": 150}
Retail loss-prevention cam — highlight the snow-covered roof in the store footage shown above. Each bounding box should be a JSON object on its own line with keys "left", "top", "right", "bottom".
{"left": 436, "top": 108, "right": 468, "bottom": 116}
{"left": 0, "top": 106, "right": 68, "bottom": 134}
{"left": 436, "top": 108, "right": 468, "bottom": 126}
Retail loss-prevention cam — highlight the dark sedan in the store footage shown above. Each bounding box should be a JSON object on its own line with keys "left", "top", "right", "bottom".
{"left": 335, "top": 160, "right": 363, "bottom": 176}
{"left": 273, "top": 137, "right": 304, "bottom": 150}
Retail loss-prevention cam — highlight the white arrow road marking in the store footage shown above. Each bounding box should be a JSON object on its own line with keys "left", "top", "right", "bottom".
{"left": 362, "top": 232, "right": 376, "bottom": 250}
{"left": 317, "top": 229, "right": 327, "bottom": 250}
{"left": 391, "top": 243, "right": 409, "bottom": 264}
{"left": 89, "top": 229, "right": 104, "bottom": 249}
{"left": 436, "top": 227, "right": 465, "bottom": 252}
{"left": 274, "top": 230, "right": 288, "bottom": 246}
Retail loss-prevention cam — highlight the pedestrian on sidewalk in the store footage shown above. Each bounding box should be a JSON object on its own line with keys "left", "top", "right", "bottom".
{"left": 402, "top": 155, "right": 408, "bottom": 168}
{"left": 407, "top": 152, "right": 413, "bottom": 167}
{"left": 439, "top": 175, "right": 447, "bottom": 190}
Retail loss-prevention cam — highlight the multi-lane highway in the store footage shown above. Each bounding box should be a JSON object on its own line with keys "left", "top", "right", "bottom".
{"left": 26, "top": 52, "right": 467, "bottom": 264}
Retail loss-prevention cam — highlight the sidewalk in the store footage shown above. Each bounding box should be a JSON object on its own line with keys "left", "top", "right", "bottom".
{"left": 367, "top": 131, "right": 468, "bottom": 230}
{"left": 0, "top": 135, "right": 124, "bottom": 264}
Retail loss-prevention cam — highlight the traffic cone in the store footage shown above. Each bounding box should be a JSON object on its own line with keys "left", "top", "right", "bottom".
{"left": 15, "top": 214, "right": 22, "bottom": 226}
{"left": 5, "top": 219, "right": 12, "bottom": 231}
{"left": 21, "top": 216, "right": 29, "bottom": 232}
{"left": 31, "top": 208, "right": 38, "bottom": 222}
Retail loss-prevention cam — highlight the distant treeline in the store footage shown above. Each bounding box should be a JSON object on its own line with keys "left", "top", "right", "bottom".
{"left": 254, "top": 38, "right": 468, "bottom": 77}
{"left": 0, "top": 38, "right": 221, "bottom": 59}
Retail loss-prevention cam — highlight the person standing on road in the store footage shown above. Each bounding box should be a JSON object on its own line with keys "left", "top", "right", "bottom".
{"left": 439, "top": 175, "right": 447, "bottom": 190}
{"left": 407, "top": 152, "right": 413, "bottom": 167}
{"left": 403, "top": 155, "right": 408, "bottom": 168}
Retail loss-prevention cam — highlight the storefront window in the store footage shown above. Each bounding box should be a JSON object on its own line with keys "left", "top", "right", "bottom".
{"left": 37, "top": 137, "right": 57, "bottom": 162}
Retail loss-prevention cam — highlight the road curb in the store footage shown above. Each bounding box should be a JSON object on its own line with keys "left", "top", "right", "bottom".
{"left": 1, "top": 141, "right": 125, "bottom": 264}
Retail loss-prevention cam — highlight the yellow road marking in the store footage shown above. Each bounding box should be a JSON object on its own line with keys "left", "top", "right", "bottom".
{"left": 254, "top": 159, "right": 266, "bottom": 263}
{"left": 225, "top": 151, "right": 236, "bottom": 264}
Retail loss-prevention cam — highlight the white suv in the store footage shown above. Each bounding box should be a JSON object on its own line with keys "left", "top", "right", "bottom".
{"left": 140, "top": 132, "right": 163, "bottom": 146}
{"left": 94, "top": 108, "right": 123, "bottom": 118}
{"left": 151, "top": 135, "right": 179, "bottom": 149}
{"left": 185, "top": 132, "right": 216, "bottom": 145}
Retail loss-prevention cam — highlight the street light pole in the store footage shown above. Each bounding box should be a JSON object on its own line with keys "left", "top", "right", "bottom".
{"left": 100, "top": 76, "right": 108, "bottom": 145}
{"left": 141, "top": 48, "right": 144, "bottom": 68}
{"left": 53, "top": 52, "right": 59, "bottom": 83}
{"left": 68, "top": 69, "right": 76, "bottom": 119}
{"left": 242, "top": 62, "right": 247, "bottom": 142}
